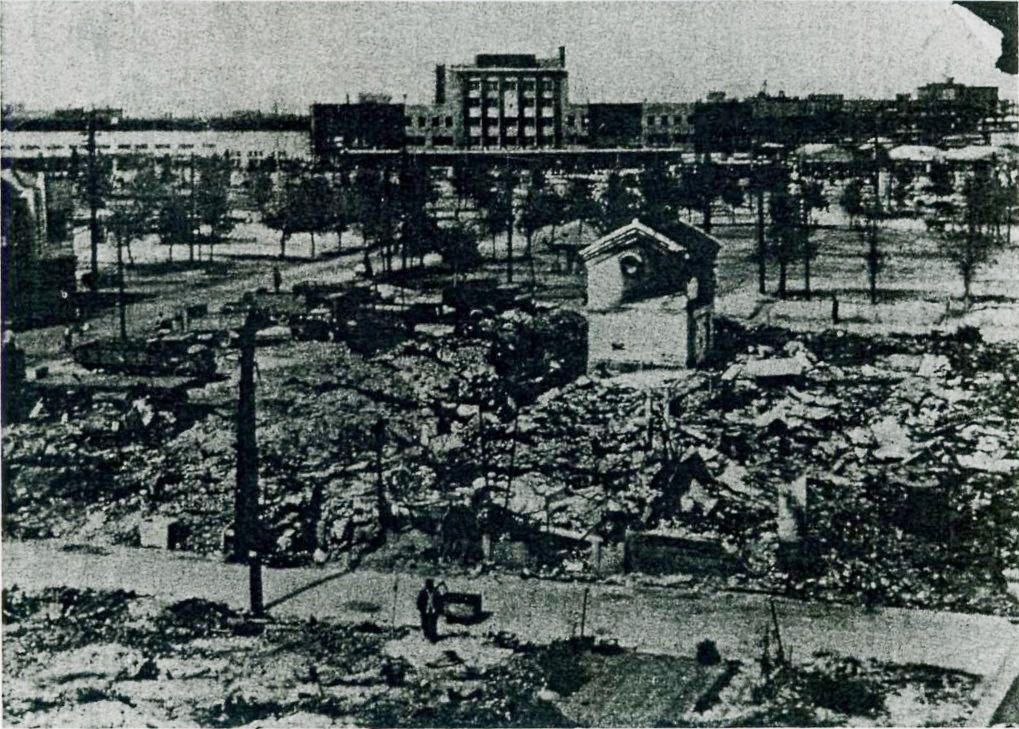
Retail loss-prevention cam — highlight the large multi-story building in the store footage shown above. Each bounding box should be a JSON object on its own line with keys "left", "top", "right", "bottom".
{"left": 438, "top": 48, "right": 570, "bottom": 149}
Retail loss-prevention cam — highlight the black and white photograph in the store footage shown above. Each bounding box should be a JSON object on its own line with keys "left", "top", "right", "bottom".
{"left": 2, "top": 1, "right": 1018, "bottom": 726}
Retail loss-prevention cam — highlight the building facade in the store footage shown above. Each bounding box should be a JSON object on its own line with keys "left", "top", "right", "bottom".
{"left": 440, "top": 48, "right": 569, "bottom": 149}
{"left": 580, "top": 218, "right": 718, "bottom": 370}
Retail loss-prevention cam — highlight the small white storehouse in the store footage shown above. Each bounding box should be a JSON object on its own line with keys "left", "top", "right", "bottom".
{"left": 580, "top": 218, "right": 719, "bottom": 370}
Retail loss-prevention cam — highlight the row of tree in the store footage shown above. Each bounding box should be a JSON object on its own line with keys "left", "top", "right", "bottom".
{"left": 71, "top": 148, "right": 237, "bottom": 277}
{"left": 73, "top": 132, "right": 1014, "bottom": 309}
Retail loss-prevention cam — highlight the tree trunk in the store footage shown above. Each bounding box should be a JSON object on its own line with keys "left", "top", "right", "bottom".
{"left": 89, "top": 209, "right": 101, "bottom": 292}
{"left": 116, "top": 234, "right": 127, "bottom": 341}
{"left": 801, "top": 205, "right": 811, "bottom": 302}
{"left": 310, "top": 231, "right": 316, "bottom": 259}
{"left": 526, "top": 232, "right": 536, "bottom": 290}
{"left": 506, "top": 224, "right": 514, "bottom": 284}
{"left": 280, "top": 231, "right": 287, "bottom": 259}
{"left": 757, "top": 189, "right": 766, "bottom": 295}
{"left": 803, "top": 252, "right": 811, "bottom": 301}
{"left": 867, "top": 224, "right": 879, "bottom": 305}
{"left": 362, "top": 244, "right": 373, "bottom": 278}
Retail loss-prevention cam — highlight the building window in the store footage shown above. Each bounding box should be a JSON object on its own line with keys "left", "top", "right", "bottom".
{"left": 504, "top": 80, "right": 517, "bottom": 92}
{"left": 523, "top": 79, "right": 536, "bottom": 92}
{"left": 418, "top": 116, "right": 426, "bottom": 127}
{"left": 567, "top": 114, "right": 576, "bottom": 126}
{"left": 661, "top": 115, "right": 670, "bottom": 127}
{"left": 445, "top": 116, "right": 453, "bottom": 127}
{"left": 431, "top": 117, "right": 440, "bottom": 127}
{"left": 647, "top": 116, "right": 655, "bottom": 127}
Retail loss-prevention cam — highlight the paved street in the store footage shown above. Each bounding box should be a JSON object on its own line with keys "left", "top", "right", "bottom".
{"left": 4, "top": 538, "right": 1017, "bottom": 679}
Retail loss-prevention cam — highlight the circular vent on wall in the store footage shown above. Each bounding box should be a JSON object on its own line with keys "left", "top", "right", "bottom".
{"left": 619, "top": 253, "right": 643, "bottom": 278}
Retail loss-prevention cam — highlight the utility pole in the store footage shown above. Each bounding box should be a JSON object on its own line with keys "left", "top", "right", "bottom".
{"left": 866, "top": 129, "right": 883, "bottom": 305}
{"left": 235, "top": 309, "right": 263, "bottom": 616}
{"left": 756, "top": 161, "right": 767, "bottom": 296}
{"left": 85, "top": 110, "right": 102, "bottom": 294}
{"left": 116, "top": 228, "right": 127, "bottom": 340}
{"left": 189, "top": 154, "right": 197, "bottom": 263}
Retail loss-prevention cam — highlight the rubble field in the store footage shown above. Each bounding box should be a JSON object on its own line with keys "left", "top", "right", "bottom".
{"left": 1, "top": 586, "right": 984, "bottom": 728}
{"left": 4, "top": 306, "right": 1018, "bottom": 617}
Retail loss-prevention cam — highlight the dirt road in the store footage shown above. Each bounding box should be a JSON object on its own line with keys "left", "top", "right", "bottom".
{"left": 4, "top": 539, "right": 1017, "bottom": 679}
{"left": 14, "top": 245, "right": 363, "bottom": 369}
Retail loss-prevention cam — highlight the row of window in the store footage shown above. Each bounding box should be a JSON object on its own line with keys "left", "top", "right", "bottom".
{"left": 467, "top": 78, "right": 556, "bottom": 93}
{"left": 467, "top": 134, "right": 555, "bottom": 144}
{"left": 467, "top": 97, "right": 556, "bottom": 108}
{"left": 407, "top": 115, "right": 455, "bottom": 128}
{"left": 647, "top": 115, "right": 688, "bottom": 127}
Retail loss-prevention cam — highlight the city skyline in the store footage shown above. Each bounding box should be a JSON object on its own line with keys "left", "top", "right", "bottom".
{"left": 1, "top": 1, "right": 1015, "bottom": 118}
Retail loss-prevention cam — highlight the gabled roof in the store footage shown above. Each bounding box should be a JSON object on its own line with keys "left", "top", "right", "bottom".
{"left": 580, "top": 218, "right": 686, "bottom": 262}
{"left": 580, "top": 217, "right": 721, "bottom": 263}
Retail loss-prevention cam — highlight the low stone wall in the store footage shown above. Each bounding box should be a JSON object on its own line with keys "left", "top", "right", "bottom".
{"left": 624, "top": 532, "right": 739, "bottom": 576}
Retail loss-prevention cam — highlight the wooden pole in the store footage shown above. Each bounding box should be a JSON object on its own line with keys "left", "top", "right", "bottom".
{"left": 769, "top": 599, "right": 784, "bottom": 665}
{"left": 116, "top": 231, "right": 126, "bottom": 340}
{"left": 86, "top": 110, "right": 102, "bottom": 294}
{"left": 579, "top": 587, "right": 590, "bottom": 639}
{"left": 236, "top": 309, "right": 263, "bottom": 616}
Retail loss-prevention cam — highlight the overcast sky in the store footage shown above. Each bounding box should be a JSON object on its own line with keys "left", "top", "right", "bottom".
{"left": 1, "top": 1, "right": 1014, "bottom": 116}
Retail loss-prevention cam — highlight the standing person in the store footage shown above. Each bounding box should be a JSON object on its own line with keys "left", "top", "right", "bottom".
{"left": 831, "top": 294, "right": 840, "bottom": 326}
{"left": 272, "top": 265, "right": 282, "bottom": 295}
{"left": 416, "top": 579, "right": 443, "bottom": 643}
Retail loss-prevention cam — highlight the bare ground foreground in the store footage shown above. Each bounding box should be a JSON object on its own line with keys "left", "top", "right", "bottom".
{"left": 3, "top": 540, "right": 1016, "bottom": 727}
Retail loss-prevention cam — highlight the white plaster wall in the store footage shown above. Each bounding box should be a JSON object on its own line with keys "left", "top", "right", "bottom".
{"left": 587, "top": 303, "right": 689, "bottom": 369}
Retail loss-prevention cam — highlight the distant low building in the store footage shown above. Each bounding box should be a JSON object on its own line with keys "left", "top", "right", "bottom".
{"left": 580, "top": 218, "right": 719, "bottom": 370}
{"left": 310, "top": 102, "right": 407, "bottom": 155}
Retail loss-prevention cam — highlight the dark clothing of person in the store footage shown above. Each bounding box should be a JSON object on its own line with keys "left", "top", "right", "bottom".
{"left": 831, "top": 295, "right": 840, "bottom": 325}
{"left": 272, "top": 267, "right": 282, "bottom": 294}
{"left": 416, "top": 584, "right": 442, "bottom": 643}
